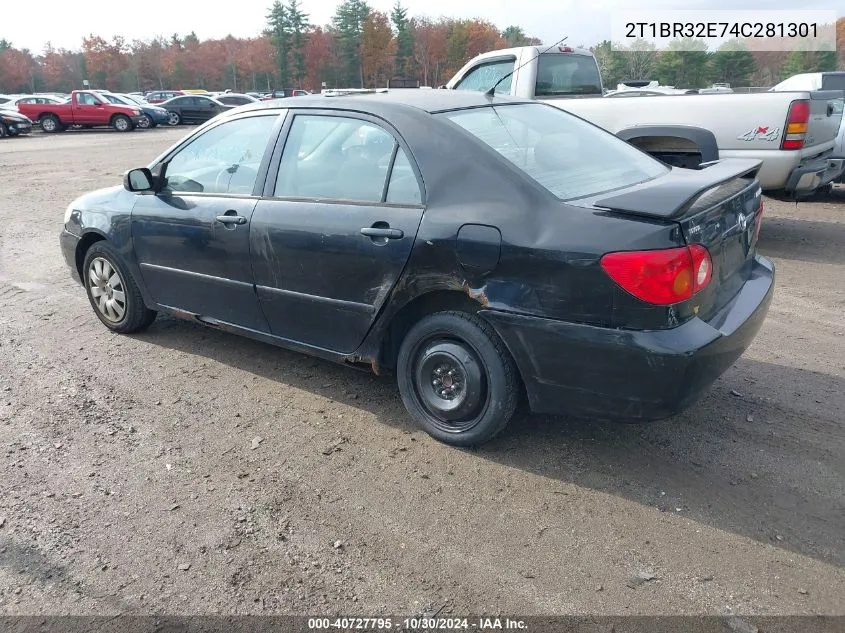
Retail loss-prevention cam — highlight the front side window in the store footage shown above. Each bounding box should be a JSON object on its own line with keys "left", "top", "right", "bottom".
{"left": 163, "top": 115, "right": 278, "bottom": 195}
{"left": 455, "top": 59, "right": 515, "bottom": 95}
{"left": 77, "top": 93, "right": 101, "bottom": 105}
{"left": 275, "top": 115, "right": 398, "bottom": 202}
{"left": 442, "top": 103, "right": 667, "bottom": 201}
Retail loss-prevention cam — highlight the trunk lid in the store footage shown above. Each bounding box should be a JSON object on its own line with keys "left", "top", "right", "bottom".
{"left": 594, "top": 159, "right": 764, "bottom": 321}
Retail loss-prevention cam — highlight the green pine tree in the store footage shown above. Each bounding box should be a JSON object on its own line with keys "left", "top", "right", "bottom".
{"left": 391, "top": 1, "right": 414, "bottom": 78}
{"left": 266, "top": 0, "right": 291, "bottom": 88}
{"left": 287, "top": 0, "right": 309, "bottom": 87}
{"left": 332, "top": 0, "right": 370, "bottom": 87}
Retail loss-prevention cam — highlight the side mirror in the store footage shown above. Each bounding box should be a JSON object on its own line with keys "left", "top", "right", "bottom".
{"left": 124, "top": 167, "right": 154, "bottom": 193}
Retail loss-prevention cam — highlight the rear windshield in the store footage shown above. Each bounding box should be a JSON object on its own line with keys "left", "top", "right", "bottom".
{"left": 535, "top": 54, "right": 602, "bottom": 97}
{"left": 441, "top": 103, "right": 667, "bottom": 201}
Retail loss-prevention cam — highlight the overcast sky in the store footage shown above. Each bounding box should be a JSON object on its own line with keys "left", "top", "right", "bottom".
{"left": 6, "top": 0, "right": 843, "bottom": 52}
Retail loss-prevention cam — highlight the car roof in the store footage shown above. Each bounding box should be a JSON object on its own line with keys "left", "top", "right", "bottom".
{"left": 230, "top": 90, "right": 532, "bottom": 116}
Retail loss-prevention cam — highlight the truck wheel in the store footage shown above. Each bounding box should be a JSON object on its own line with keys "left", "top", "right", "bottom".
{"left": 396, "top": 311, "right": 521, "bottom": 447}
{"left": 40, "top": 115, "right": 62, "bottom": 133}
{"left": 112, "top": 115, "right": 132, "bottom": 132}
{"left": 167, "top": 111, "right": 181, "bottom": 126}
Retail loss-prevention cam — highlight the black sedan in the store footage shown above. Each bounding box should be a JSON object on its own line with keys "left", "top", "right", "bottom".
{"left": 0, "top": 108, "right": 33, "bottom": 137}
{"left": 159, "top": 95, "right": 233, "bottom": 125}
{"left": 59, "top": 92, "right": 774, "bottom": 446}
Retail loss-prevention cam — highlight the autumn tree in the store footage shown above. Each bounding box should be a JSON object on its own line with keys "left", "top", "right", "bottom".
{"left": 391, "top": 1, "right": 414, "bottom": 78}
{"left": 782, "top": 49, "right": 837, "bottom": 79}
{"left": 613, "top": 38, "right": 659, "bottom": 82}
{"left": 362, "top": 11, "right": 396, "bottom": 87}
{"left": 412, "top": 18, "right": 449, "bottom": 86}
{"left": 501, "top": 26, "right": 541, "bottom": 48}
{"left": 0, "top": 47, "right": 37, "bottom": 92}
{"left": 81, "top": 35, "right": 128, "bottom": 89}
{"left": 333, "top": 0, "right": 370, "bottom": 87}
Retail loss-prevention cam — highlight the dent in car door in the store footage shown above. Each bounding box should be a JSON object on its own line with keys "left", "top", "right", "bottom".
{"left": 131, "top": 113, "right": 283, "bottom": 330}
{"left": 250, "top": 112, "right": 425, "bottom": 353}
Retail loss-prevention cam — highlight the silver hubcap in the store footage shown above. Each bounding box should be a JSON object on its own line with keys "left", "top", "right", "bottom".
{"left": 168, "top": 112, "right": 179, "bottom": 125}
{"left": 138, "top": 116, "right": 150, "bottom": 128}
{"left": 88, "top": 257, "right": 126, "bottom": 323}
{"left": 42, "top": 118, "right": 55, "bottom": 131}
{"left": 116, "top": 118, "right": 128, "bottom": 131}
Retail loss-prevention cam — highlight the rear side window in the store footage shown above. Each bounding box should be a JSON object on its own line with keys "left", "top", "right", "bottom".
{"left": 821, "top": 74, "right": 845, "bottom": 92}
{"left": 442, "top": 103, "right": 667, "bottom": 201}
{"left": 535, "top": 54, "right": 602, "bottom": 96}
{"left": 455, "top": 59, "right": 515, "bottom": 95}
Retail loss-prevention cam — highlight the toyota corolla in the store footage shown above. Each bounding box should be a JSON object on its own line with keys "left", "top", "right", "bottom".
{"left": 60, "top": 91, "right": 774, "bottom": 446}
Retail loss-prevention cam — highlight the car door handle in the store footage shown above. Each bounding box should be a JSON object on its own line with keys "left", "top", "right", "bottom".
{"left": 360, "top": 227, "right": 403, "bottom": 239}
{"left": 216, "top": 213, "right": 247, "bottom": 225}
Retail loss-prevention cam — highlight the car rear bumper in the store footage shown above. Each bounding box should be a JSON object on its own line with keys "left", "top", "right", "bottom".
{"left": 481, "top": 255, "right": 775, "bottom": 421}
{"left": 60, "top": 229, "right": 82, "bottom": 284}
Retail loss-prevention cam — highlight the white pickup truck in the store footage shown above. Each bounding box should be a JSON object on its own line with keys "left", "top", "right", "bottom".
{"left": 445, "top": 46, "right": 845, "bottom": 197}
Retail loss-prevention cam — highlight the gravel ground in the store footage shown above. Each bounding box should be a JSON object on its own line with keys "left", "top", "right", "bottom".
{"left": 0, "top": 128, "right": 843, "bottom": 616}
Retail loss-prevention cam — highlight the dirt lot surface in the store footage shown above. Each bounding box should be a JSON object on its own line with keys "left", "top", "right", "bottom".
{"left": 0, "top": 128, "right": 843, "bottom": 617}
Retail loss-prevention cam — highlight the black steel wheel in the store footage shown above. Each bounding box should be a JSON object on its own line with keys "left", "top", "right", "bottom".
{"left": 397, "top": 311, "right": 521, "bottom": 446}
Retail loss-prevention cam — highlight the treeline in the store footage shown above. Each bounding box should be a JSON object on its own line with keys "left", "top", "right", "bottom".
{"left": 1, "top": 9, "right": 842, "bottom": 94}
{"left": 0, "top": 0, "right": 539, "bottom": 94}
{"left": 596, "top": 24, "right": 845, "bottom": 89}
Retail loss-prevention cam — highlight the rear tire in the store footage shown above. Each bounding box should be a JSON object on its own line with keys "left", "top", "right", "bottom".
{"left": 40, "top": 114, "right": 62, "bottom": 133}
{"left": 397, "top": 311, "right": 520, "bottom": 447}
{"left": 82, "top": 242, "right": 157, "bottom": 333}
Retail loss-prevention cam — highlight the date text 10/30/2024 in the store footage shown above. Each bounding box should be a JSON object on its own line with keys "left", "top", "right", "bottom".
{"left": 307, "top": 617, "right": 528, "bottom": 630}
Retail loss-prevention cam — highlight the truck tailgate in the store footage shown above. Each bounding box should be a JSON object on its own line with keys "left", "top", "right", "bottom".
{"left": 803, "top": 90, "right": 844, "bottom": 152}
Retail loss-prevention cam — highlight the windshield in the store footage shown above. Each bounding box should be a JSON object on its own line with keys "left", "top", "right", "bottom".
{"left": 535, "top": 53, "right": 602, "bottom": 97}
{"left": 441, "top": 103, "right": 668, "bottom": 201}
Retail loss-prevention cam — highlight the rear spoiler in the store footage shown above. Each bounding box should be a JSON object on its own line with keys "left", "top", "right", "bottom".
{"left": 595, "top": 158, "right": 762, "bottom": 219}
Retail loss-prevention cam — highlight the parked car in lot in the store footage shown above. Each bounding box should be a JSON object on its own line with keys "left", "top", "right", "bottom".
{"left": 17, "top": 90, "right": 144, "bottom": 132}
{"left": 60, "top": 91, "right": 775, "bottom": 446}
{"left": 96, "top": 92, "right": 170, "bottom": 128}
{"left": 0, "top": 108, "right": 34, "bottom": 137}
{"left": 216, "top": 93, "right": 260, "bottom": 106}
{"left": 160, "top": 94, "right": 233, "bottom": 125}
{"left": 5, "top": 94, "right": 68, "bottom": 110}
{"left": 446, "top": 46, "right": 844, "bottom": 198}
{"left": 144, "top": 90, "right": 185, "bottom": 104}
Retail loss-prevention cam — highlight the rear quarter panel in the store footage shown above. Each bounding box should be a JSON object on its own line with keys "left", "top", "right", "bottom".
{"left": 17, "top": 101, "right": 74, "bottom": 123}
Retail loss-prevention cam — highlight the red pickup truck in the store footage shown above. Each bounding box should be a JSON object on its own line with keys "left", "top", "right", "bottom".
{"left": 17, "top": 90, "right": 144, "bottom": 133}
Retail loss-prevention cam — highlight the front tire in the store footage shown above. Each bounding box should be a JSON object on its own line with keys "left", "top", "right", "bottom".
{"left": 137, "top": 114, "right": 152, "bottom": 129}
{"left": 167, "top": 111, "right": 181, "bottom": 126}
{"left": 112, "top": 114, "right": 132, "bottom": 132}
{"left": 83, "top": 242, "right": 157, "bottom": 333}
{"left": 0, "top": 123, "right": 7, "bottom": 138}
{"left": 397, "top": 311, "right": 520, "bottom": 446}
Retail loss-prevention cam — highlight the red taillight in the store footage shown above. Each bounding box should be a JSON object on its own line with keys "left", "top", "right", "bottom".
{"left": 600, "top": 245, "right": 712, "bottom": 305}
{"left": 558, "top": 46, "right": 573, "bottom": 52}
{"left": 782, "top": 100, "right": 810, "bottom": 150}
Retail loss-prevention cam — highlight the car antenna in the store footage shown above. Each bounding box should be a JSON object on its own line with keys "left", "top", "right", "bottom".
{"left": 484, "top": 36, "right": 569, "bottom": 98}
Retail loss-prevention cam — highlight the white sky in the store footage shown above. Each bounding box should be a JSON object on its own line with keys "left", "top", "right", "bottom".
{"left": 6, "top": 0, "right": 842, "bottom": 53}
